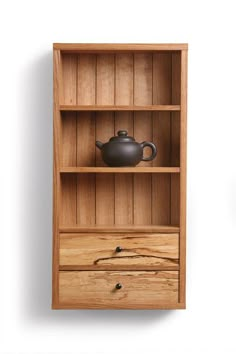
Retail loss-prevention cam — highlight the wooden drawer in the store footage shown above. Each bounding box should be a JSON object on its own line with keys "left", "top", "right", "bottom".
{"left": 59, "top": 271, "right": 179, "bottom": 309}
{"left": 59, "top": 233, "right": 179, "bottom": 269}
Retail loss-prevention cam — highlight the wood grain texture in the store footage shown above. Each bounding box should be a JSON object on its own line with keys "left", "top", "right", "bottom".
{"left": 59, "top": 233, "right": 179, "bottom": 269}
{"left": 179, "top": 50, "right": 187, "bottom": 304}
{"left": 59, "top": 270, "right": 179, "bottom": 308}
{"left": 53, "top": 49, "right": 62, "bottom": 306}
{"left": 133, "top": 52, "right": 153, "bottom": 225}
{"left": 60, "top": 104, "right": 180, "bottom": 111}
{"left": 77, "top": 174, "right": 95, "bottom": 225}
{"left": 59, "top": 225, "right": 180, "bottom": 233}
{"left": 60, "top": 175, "right": 76, "bottom": 225}
{"left": 96, "top": 54, "right": 114, "bottom": 104}
{"left": 54, "top": 44, "right": 187, "bottom": 309}
{"left": 61, "top": 54, "right": 77, "bottom": 104}
{"left": 54, "top": 43, "right": 188, "bottom": 51}
{"left": 134, "top": 53, "right": 152, "bottom": 105}
{"left": 60, "top": 167, "right": 180, "bottom": 173}
{"left": 153, "top": 53, "right": 172, "bottom": 104}
{"left": 152, "top": 54, "right": 171, "bottom": 226}
{"left": 115, "top": 54, "right": 133, "bottom": 105}
{"left": 61, "top": 112, "right": 76, "bottom": 167}
{"left": 77, "top": 54, "right": 96, "bottom": 104}
{"left": 114, "top": 112, "right": 134, "bottom": 224}
{"left": 76, "top": 112, "right": 95, "bottom": 225}
{"left": 152, "top": 174, "right": 171, "bottom": 225}
{"left": 171, "top": 174, "right": 180, "bottom": 225}
{"left": 95, "top": 111, "right": 115, "bottom": 225}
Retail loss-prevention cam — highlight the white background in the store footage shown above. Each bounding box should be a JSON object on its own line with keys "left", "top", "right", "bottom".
{"left": 0, "top": 0, "right": 236, "bottom": 353}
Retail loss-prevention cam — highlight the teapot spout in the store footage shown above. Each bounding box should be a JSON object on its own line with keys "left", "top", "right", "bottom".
{"left": 96, "top": 141, "right": 104, "bottom": 150}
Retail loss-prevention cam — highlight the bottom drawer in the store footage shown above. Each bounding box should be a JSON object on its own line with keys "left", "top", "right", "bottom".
{"left": 58, "top": 271, "right": 179, "bottom": 309}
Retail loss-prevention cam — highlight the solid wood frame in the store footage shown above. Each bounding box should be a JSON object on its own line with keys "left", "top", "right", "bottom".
{"left": 52, "top": 43, "right": 187, "bottom": 309}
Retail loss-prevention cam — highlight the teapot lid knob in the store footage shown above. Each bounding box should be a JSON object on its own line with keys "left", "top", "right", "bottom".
{"left": 117, "top": 130, "right": 128, "bottom": 137}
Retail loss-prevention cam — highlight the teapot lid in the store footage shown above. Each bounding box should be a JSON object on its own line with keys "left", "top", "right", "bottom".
{"left": 109, "top": 130, "right": 135, "bottom": 142}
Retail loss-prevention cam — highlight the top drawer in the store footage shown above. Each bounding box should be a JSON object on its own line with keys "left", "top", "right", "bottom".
{"left": 59, "top": 233, "right": 179, "bottom": 270}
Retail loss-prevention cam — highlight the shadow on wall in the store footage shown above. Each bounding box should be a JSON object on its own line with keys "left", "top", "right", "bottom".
{"left": 19, "top": 52, "right": 173, "bottom": 325}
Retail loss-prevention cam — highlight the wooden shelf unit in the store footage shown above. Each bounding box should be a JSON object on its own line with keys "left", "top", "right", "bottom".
{"left": 53, "top": 43, "right": 187, "bottom": 309}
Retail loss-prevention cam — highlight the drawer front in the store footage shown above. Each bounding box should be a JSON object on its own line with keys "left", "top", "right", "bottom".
{"left": 59, "top": 271, "right": 179, "bottom": 308}
{"left": 59, "top": 233, "right": 179, "bottom": 269}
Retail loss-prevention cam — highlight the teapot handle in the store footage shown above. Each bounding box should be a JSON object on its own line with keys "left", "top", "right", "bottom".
{"left": 140, "top": 142, "right": 157, "bottom": 161}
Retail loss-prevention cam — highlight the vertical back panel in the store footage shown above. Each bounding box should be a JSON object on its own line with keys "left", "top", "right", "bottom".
{"left": 172, "top": 52, "right": 181, "bottom": 105}
{"left": 114, "top": 112, "right": 134, "bottom": 224}
{"left": 171, "top": 174, "right": 180, "bottom": 225}
{"left": 60, "top": 174, "right": 77, "bottom": 225}
{"left": 96, "top": 54, "right": 115, "bottom": 104}
{"left": 95, "top": 111, "right": 115, "bottom": 225}
{"left": 76, "top": 112, "right": 96, "bottom": 225}
{"left": 133, "top": 54, "right": 152, "bottom": 224}
{"left": 61, "top": 112, "right": 77, "bottom": 167}
{"left": 171, "top": 52, "right": 181, "bottom": 225}
{"left": 77, "top": 54, "right": 96, "bottom": 104}
{"left": 153, "top": 53, "right": 172, "bottom": 104}
{"left": 61, "top": 54, "right": 77, "bottom": 104}
{"left": 152, "top": 53, "right": 171, "bottom": 224}
{"left": 115, "top": 55, "right": 134, "bottom": 224}
{"left": 115, "top": 54, "right": 134, "bottom": 105}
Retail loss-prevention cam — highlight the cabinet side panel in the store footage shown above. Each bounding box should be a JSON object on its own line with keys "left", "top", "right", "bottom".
{"left": 133, "top": 54, "right": 152, "bottom": 224}
{"left": 61, "top": 54, "right": 77, "bottom": 105}
{"left": 95, "top": 112, "right": 114, "bottom": 225}
{"left": 115, "top": 54, "right": 133, "bottom": 105}
{"left": 96, "top": 54, "right": 115, "bottom": 104}
{"left": 53, "top": 49, "right": 62, "bottom": 306}
{"left": 179, "top": 50, "right": 187, "bottom": 304}
{"left": 114, "top": 113, "right": 133, "bottom": 225}
{"left": 77, "top": 54, "right": 96, "bottom": 104}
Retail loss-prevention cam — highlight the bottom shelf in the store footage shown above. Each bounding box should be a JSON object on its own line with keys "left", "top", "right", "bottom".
{"left": 60, "top": 173, "right": 180, "bottom": 226}
{"left": 59, "top": 225, "right": 180, "bottom": 233}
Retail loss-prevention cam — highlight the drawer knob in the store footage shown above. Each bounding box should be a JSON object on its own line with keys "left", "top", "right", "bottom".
{"left": 115, "top": 283, "right": 122, "bottom": 290}
{"left": 115, "top": 246, "right": 123, "bottom": 253}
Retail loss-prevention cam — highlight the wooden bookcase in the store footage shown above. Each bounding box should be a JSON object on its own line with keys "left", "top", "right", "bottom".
{"left": 53, "top": 43, "right": 187, "bottom": 309}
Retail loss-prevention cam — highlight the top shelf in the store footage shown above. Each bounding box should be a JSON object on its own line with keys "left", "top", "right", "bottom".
{"left": 60, "top": 105, "right": 181, "bottom": 112}
{"left": 54, "top": 43, "right": 188, "bottom": 52}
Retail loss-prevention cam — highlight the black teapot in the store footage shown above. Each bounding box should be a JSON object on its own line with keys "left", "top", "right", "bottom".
{"left": 96, "top": 130, "right": 157, "bottom": 167}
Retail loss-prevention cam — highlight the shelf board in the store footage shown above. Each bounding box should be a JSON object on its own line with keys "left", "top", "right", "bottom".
{"left": 60, "top": 167, "right": 180, "bottom": 173}
{"left": 54, "top": 43, "right": 188, "bottom": 51}
{"left": 60, "top": 104, "right": 180, "bottom": 112}
{"left": 59, "top": 225, "right": 180, "bottom": 233}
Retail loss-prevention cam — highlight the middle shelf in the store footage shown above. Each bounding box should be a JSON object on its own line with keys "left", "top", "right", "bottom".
{"left": 60, "top": 167, "right": 180, "bottom": 173}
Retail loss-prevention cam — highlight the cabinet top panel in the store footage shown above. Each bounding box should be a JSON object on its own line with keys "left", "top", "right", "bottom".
{"left": 53, "top": 43, "right": 188, "bottom": 52}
